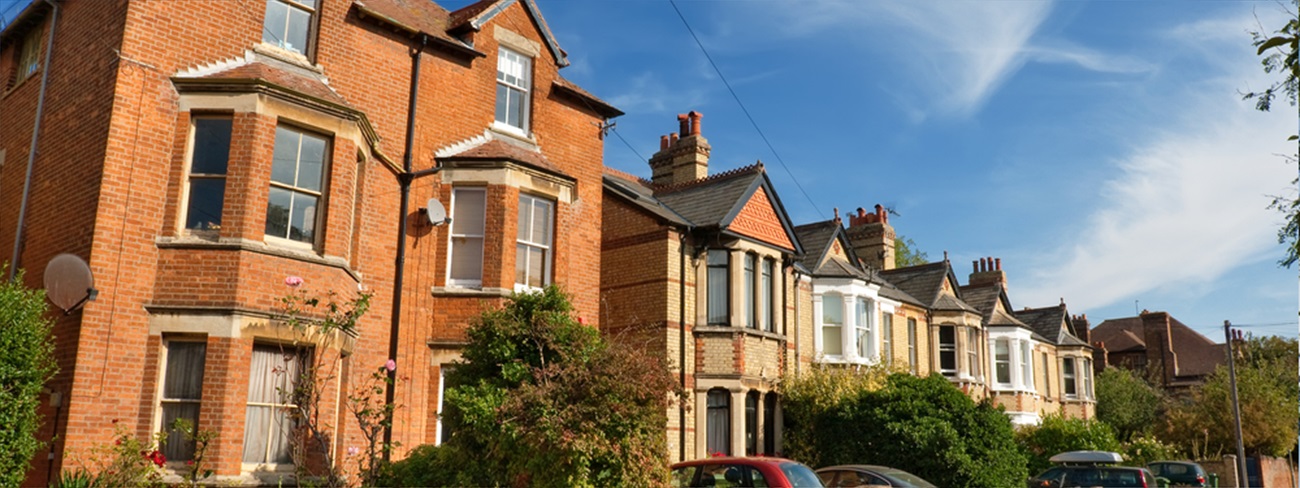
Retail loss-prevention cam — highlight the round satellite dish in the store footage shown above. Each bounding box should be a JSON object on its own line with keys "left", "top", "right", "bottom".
{"left": 425, "top": 198, "right": 448, "bottom": 226}
{"left": 44, "top": 253, "right": 96, "bottom": 313}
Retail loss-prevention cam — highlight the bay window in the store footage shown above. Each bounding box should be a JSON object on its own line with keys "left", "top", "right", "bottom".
{"left": 938, "top": 326, "right": 956, "bottom": 376}
{"left": 184, "top": 117, "right": 232, "bottom": 233}
{"left": 855, "top": 298, "right": 870, "bottom": 359}
{"left": 966, "top": 328, "right": 980, "bottom": 379}
{"left": 159, "top": 340, "right": 207, "bottom": 462}
{"left": 1063, "top": 358, "right": 1077, "bottom": 398}
{"left": 1021, "top": 342, "right": 1034, "bottom": 389}
{"left": 994, "top": 339, "right": 1011, "bottom": 385}
{"left": 243, "top": 344, "right": 308, "bottom": 465}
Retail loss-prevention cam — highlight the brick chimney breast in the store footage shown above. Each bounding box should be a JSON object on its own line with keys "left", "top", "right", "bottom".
{"left": 846, "top": 202, "right": 895, "bottom": 270}
{"left": 649, "top": 112, "right": 711, "bottom": 186}
{"left": 968, "top": 256, "right": 1006, "bottom": 287}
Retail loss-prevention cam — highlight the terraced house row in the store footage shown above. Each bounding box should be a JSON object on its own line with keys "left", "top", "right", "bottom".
{"left": 0, "top": 0, "right": 1093, "bottom": 484}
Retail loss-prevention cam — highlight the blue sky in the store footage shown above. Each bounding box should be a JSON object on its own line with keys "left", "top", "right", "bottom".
{"left": 518, "top": 0, "right": 1298, "bottom": 340}
{"left": 3, "top": 0, "right": 1294, "bottom": 340}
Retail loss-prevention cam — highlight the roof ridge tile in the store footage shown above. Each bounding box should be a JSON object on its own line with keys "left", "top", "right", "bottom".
{"left": 653, "top": 162, "right": 764, "bottom": 194}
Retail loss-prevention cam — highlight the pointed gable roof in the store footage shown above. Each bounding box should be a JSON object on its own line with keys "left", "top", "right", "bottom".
{"left": 653, "top": 164, "right": 802, "bottom": 253}
{"left": 880, "top": 261, "right": 978, "bottom": 313}
{"left": 960, "top": 282, "right": 1031, "bottom": 329}
{"left": 447, "top": 0, "right": 569, "bottom": 67}
{"left": 1015, "top": 304, "right": 1090, "bottom": 347}
{"left": 1090, "top": 314, "right": 1222, "bottom": 377}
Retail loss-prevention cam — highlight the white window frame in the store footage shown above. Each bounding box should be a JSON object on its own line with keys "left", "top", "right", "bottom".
{"left": 743, "top": 254, "right": 756, "bottom": 328}
{"left": 1021, "top": 342, "right": 1034, "bottom": 390}
{"left": 881, "top": 313, "right": 893, "bottom": 366}
{"left": 707, "top": 250, "right": 730, "bottom": 325}
{"left": 760, "top": 259, "right": 774, "bottom": 332}
{"left": 907, "top": 318, "right": 918, "bottom": 373}
{"left": 966, "top": 328, "right": 981, "bottom": 380}
{"left": 435, "top": 364, "right": 456, "bottom": 446}
{"left": 1083, "top": 358, "right": 1094, "bottom": 400}
{"left": 819, "top": 293, "right": 844, "bottom": 358}
{"left": 1063, "top": 357, "right": 1078, "bottom": 398}
{"left": 262, "top": 0, "right": 318, "bottom": 55}
{"left": 446, "top": 187, "right": 486, "bottom": 288}
{"left": 1043, "top": 352, "right": 1052, "bottom": 397}
{"left": 264, "top": 124, "right": 328, "bottom": 250}
{"left": 514, "top": 193, "right": 553, "bottom": 292}
{"left": 854, "top": 298, "right": 872, "bottom": 360}
{"left": 938, "top": 325, "right": 957, "bottom": 376}
{"left": 495, "top": 47, "right": 532, "bottom": 134}
{"left": 182, "top": 116, "right": 233, "bottom": 234}
{"left": 994, "top": 339, "right": 1012, "bottom": 386}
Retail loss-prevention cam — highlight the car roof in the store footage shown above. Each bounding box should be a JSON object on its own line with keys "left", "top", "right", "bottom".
{"left": 671, "top": 456, "right": 796, "bottom": 468}
{"left": 1050, "top": 450, "right": 1124, "bottom": 465}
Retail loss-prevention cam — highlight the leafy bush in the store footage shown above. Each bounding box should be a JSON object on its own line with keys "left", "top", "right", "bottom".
{"left": 0, "top": 267, "right": 58, "bottom": 486}
{"left": 1121, "top": 435, "right": 1177, "bottom": 467}
{"left": 1095, "top": 367, "right": 1162, "bottom": 441}
{"left": 783, "top": 372, "right": 1027, "bottom": 488}
{"left": 1017, "top": 414, "right": 1121, "bottom": 475}
{"left": 384, "top": 286, "right": 681, "bottom": 488}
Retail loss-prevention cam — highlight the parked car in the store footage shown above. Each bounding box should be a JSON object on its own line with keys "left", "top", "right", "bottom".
{"left": 815, "top": 464, "right": 938, "bottom": 487}
{"left": 1147, "top": 461, "right": 1208, "bottom": 487}
{"left": 1027, "top": 451, "right": 1160, "bottom": 488}
{"left": 671, "top": 456, "right": 825, "bottom": 488}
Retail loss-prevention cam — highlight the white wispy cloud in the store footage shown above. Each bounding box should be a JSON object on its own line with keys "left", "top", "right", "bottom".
{"left": 1016, "top": 8, "right": 1295, "bottom": 312}
{"left": 606, "top": 72, "right": 706, "bottom": 114}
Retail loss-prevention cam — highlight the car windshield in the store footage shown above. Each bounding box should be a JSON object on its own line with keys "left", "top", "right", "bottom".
{"left": 780, "top": 462, "right": 825, "bottom": 487}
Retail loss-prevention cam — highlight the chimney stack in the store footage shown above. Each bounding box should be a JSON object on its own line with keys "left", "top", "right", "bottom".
{"left": 1140, "top": 311, "right": 1178, "bottom": 388}
{"left": 845, "top": 204, "right": 895, "bottom": 270}
{"left": 968, "top": 256, "right": 1006, "bottom": 287}
{"left": 649, "top": 111, "right": 711, "bottom": 186}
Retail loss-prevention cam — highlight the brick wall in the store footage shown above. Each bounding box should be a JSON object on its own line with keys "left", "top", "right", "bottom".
{"left": 3, "top": 0, "right": 608, "bottom": 483}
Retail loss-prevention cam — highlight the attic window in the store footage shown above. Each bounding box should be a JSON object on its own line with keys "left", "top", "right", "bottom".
{"left": 495, "top": 47, "right": 531, "bottom": 133}
{"left": 262, "top": 0, "right": 317, "bottom": 55}
{"left": 17, "top": 27, "right": 41, "bottom": 80}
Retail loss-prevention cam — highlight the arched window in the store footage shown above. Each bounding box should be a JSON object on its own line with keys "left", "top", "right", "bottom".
{"left": 707, "top": 389, "right": 731, "bottom": 455}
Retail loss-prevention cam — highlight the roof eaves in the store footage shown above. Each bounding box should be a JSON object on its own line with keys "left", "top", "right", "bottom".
{"left": 462, "top": 0, "right": 569, "bottom": 67}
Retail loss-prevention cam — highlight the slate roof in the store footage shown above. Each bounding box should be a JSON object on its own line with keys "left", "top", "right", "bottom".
{"left": 1015, "top": 305, "right": 1090, "bottom": 347}
{"left": 790, "top": 219, "right": 923, "bottom": 307}
{"left": 1091, "top": 315, "right": 1224, "bottom": 378}
{"left": 791, "top": 220, "right": 841, "bottom": 272}
{"left": 879, "top": 261, "right": 977, "bottom": 313}
{"left": 601, "top": 163, "right": 801, "bottom": 254}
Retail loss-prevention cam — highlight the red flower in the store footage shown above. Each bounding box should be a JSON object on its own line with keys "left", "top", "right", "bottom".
{"left": 144, "top": 450, "right": 166, "bottom": 467}
{"left": 114, "top": 439, "right": 122, "bottom": 446}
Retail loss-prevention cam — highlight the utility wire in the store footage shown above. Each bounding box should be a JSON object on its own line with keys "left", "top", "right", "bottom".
{"left": 668, "top": 0, "right": 824, "bottom": 219}
{"left": 610, "top": 126, "right": 646, "bottom": 163}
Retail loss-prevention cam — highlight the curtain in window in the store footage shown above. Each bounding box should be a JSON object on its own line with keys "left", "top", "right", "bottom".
{"left": 706, "top": 390, "right": 730, "bottom": 455}
{"left": 449, "top": 188, "right": 486, "bottom": 285}
{"left": 707, "top": 251, "right": 728, "bottom": 324}
{"left": 743, "top": 255, "right": 755, "bottom": 328}
{"left": 243, "top": 346, "right": 302, "bottom": 464}
{"left": 161, "top": 341, "right": 206, "bottom": 461}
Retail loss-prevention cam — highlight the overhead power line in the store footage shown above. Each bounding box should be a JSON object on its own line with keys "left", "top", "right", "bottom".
{"left": 668, "top": 0, "right": 824, "bottom": 219}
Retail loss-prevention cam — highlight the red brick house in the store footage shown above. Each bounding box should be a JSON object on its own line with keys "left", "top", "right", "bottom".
{"left": 1090, "top": 311, "right": 1225, "bottom": 390}
{"left": 0, "top": 0, "right": 618, "bottom": 484}
{"left": 602, "top": 112, "right": 805, "bottom": 461}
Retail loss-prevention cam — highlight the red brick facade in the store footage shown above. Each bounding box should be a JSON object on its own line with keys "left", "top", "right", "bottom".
{"left": 1, "top": 0, "right": 613, "bottom": 484}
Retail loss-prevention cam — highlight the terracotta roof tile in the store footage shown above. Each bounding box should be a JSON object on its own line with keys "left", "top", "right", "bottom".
{"left": 440, "top": 139, "right": 567, "bottom": 177}
{"left": 195, "top": 62, "right": 350, "bottom": 107}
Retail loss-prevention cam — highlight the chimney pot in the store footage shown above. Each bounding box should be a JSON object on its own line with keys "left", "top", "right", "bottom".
{"left": 995, "top": 258, "right": 1001, "bottom": 270}
{"left": 670, "top": 132, "right": 678, "bottom": 145}
{"left": 973, "top": 260, "right": 979, "bottom": 273}
{"left": 660, "top": 135, "right": 670, "bottom": 151}
{"left": 688, "top": 111, "right": 702, "bottom": 136}
{"left": 857, "top": 207, "right": 866, "bottom": 218}
{"left": 677, "top": 114, "right": 689, "bottom": 136}
{"left": 833, "top": 207, "right": 840, "bottom": 222}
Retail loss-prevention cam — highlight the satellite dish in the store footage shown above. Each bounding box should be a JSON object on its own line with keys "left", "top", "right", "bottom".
{"left": 44, "top": 253, "right": 97, "bottom": 314}
{"left": 423, "top": 198, "right": 450, "bottom": 226}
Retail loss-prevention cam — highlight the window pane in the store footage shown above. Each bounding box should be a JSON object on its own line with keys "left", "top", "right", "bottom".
{"left": 450, "top": 237, "right": 484, "bottom": 282}
{"left": 262, "top": 0, "right": 288, "bottom": 46}
{"left": 192, "top": 119, "right": 232, "bottom": 174}
{"left": 508, "top": 88, "right": 524, "bottom": 128}
{"left": 271, "top": 126, "right": 299, "bottom": 186}
{"left": 289, "top": 192, "right": 317, "bottom": 242}
{"left": 265, "top": 187, "right": 292, "bottom": 239}
{"left": 707, "top": 250, "right": 728, "bottom": 324}
{"left": 531, "top": 199, "right": 550, "bottom": 244}
{"left": 164, "top": 342, "right": 207, "bottom": 400}
{"left": 528, "top": 246, "right": 545, "bottom": 287}
{"left": 995, "top": 340, "right": 1011, "bottom": 384}
{"left": 186, "top": 179, "right": 226, "bottom": 231}
{"left": 706, "top": 390, "right": 730, "bottom": 455}
{"left": 161, "top": 403, "right": 200, "bottom": 461}
{"left": 452, "top": 189, "right": 485, "bottom": 236}
{"left": 743, "top": 255, "right": 754, "bottom": 328}
{"left": 297, "top": 132, "right": 325, "bottom": 192}
{"left": 822, "top": 295, "right": 842, "bottom": 325}
{"left": 515, "top": 243, "right": 528, "bottom": 285}
{"left": 761, "top": 260, "right": 773, "bottom": 331}
{"left": 516, "top": 197, "right": 529, "bottom": 240}
{"left": 285, "top": 7, "right": 311, "bottom": 53}
{"left": 744, "top": 392, "right": 757, "bottom": 455}
{"left": 823, "top": 325, "right": 842, "bottom": 356}
{"left": 495, "top": 84, "right": 510, "bottom": 125}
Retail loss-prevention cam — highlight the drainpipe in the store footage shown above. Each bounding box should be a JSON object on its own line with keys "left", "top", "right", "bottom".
{"left": 8, "top": 0, "right": 59, "bottom": 281}
{"left": 384, "top": 33, "right": 440, "bottom": 462}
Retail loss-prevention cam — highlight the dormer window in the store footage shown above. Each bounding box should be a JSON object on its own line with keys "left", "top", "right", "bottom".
{"left": 495, "top": 47, "right": 531, "bottom": 133}
{"left": 262, "top": 0, "right": 317, "bottom": 55}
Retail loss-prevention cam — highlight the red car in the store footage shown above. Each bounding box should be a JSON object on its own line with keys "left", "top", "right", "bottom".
{"left": 671, "top": 456, "right": 825, "bottom": 488}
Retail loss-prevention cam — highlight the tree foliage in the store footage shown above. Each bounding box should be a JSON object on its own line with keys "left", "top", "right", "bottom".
{"left": 1160, "top": 336, "right": 1299, "bottom": 458}
{"left": 385, "top": 286, "right": 681, "bottom": 488}
{"left": 783, "top": 372, "right": 1026, "bottom": 488}
{"left": 1095, "top": 367, "right": 1163, "bottom": 442}
{"left": 1244, "top": 0, "right": 1300, "bottom": 266}
{"left": 1018, "top": 414, "right": 1122, "bottom": 475}
{"left": 0, "top": 268, "right": 58, "bottom": 487}
{"left": 894, "top": 236, "right": 929, "bottom": 268}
